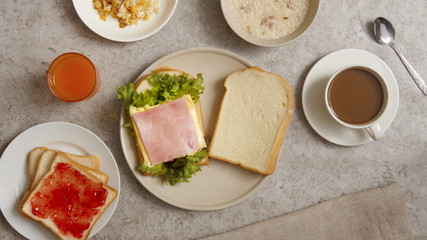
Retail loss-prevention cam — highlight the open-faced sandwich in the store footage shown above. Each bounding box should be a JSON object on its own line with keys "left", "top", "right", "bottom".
{"left": 117, "top": 67, "right": 209, "bottom": 185}
{"left": 18, "top": 147, "right": 106, "bottom": 216}
{"left": 19, "top": 148, "right": 117, "bottom": 240}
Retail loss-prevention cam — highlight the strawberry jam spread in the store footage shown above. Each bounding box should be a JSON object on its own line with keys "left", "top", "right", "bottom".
{"left": 30, "top": 162, "right": 107, "bottom": 239}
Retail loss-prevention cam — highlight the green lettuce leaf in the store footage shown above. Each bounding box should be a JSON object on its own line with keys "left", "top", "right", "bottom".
{"left": 116, "top": 72, "right": 205, "bottom": 112}
{"left": 138, "top": 145, "right": 208, "bottom": 186}
{"left": 144, "top": 72, "right": 205, "bottom": 105}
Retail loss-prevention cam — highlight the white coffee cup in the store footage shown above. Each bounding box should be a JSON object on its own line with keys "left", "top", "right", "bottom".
{"left": 324, "top": 65, "right": 390, "bottom": 140}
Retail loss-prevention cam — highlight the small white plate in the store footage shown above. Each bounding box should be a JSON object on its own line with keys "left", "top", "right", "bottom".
{"left": 302, "top": 48, "right": 399, "bottom": 146}
{"left": 120, "top": 47, "right": 269, "bottom": 211}
{"left": 72, "top": 0, "right": 178, "bottom": 42}
{"left": 0, "top": 122, "right": 120, "bottom": 240}
{"left": 221, "top": 0, "right": 320, "bottom": 47}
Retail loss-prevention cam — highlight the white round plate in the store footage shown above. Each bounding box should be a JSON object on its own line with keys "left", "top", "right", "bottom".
{"left": 0, "top": 122, "right": 120, "bottom": 240}
{"left": 120, "top": 47, "right": 268, "bottom": 211}
{"left": 221, "top": 0, "right": 320, "bottom": 47}
{"left": 72, "top": 0, "right": 178, "bottom": 42}
{"left": 302, "top": 48, "right": 399, "bottom": 146}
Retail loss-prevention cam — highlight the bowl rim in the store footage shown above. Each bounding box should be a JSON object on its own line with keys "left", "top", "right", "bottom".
{"left": 221, "top": 0, "right": 321, "bottom": 47}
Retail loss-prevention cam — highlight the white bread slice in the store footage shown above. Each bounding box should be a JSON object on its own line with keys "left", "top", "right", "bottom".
{"left": 21, "top": 152, "right": 117, "bottom": 240}
{"left": 28, "top": 147, "right": 48, "bottom": 184}
{"left": 31, "top": 149, "right": 101, "bottom": 191}
{"left": 31, "top": 149, "right": 57, "bottom": 189}
{"left": 19, "top": 148, "right": 108, "bottom": 215}
{"left": 18, "top": 150, "right": 57, "bottom": 215}
{"left": 208, "top": 67, "right": 294, "bottom": 175}
{"left": 65, "top": 153, "right": 106, "bottom": 182}
{"left": 130, "top": 67, "right": 209, "bottom": 173}
{"left": 67, "top": 153, "right": 100, "bottom": 170}
{"left": 18, "top": 147, "right": 49, "bottom": 215}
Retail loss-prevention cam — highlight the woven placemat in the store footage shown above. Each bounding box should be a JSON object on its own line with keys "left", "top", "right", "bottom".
{"left": 201, "top": 183, "right": 413, "bottom": 240}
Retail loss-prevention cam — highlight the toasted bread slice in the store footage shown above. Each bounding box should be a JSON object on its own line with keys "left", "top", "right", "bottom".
{"left": 21, "top": 152, "right": 117, "bottom": 240}
{"left": 19, "top": 148, "right": 107, "bottom": 215}
{"left": 28, "top": 147, "right": 48, "bottom": 184}
{"left": 31, "top": 149, "right": 102, "bottom": 191}
{"left": 208, "top": 67, "right": 294, "bottom": 175}
{"left": 130, "top": 68, "right": 209, "bottom": 173}
{"left": 18, "top": 147, "right": 49, "bottom": 215}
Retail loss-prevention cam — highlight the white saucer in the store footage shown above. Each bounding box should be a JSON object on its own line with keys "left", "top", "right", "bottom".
{"left": 302, "top": 49, "right": 399, "bottom": 146}
{"left": 72, "top": 0, "right": 178, "bottom": 42}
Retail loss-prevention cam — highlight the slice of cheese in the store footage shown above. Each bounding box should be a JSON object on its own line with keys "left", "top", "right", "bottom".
{"left": 130, "top": 95, "right": 206, "bottom": 167}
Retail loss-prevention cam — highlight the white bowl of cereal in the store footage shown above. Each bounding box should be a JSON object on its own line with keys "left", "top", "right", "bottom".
{"left": 73, "top": 0, "right": 178, "bottom": 42}
{"left": 221, "top": 0, "right": 320, "bottom": 47}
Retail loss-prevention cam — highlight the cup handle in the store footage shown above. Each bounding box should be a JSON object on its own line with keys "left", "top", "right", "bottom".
{"left": 365, "top": 124, "right": 384, "bottom": 140}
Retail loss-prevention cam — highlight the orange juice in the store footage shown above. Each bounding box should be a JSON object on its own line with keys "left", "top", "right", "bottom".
{"left": 47, "top": 53, "right": 99, "bottom": 102}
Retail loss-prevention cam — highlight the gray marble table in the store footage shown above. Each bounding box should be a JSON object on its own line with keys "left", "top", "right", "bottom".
{"left": 1, "top": 0, "right": 426, "bottom": 239}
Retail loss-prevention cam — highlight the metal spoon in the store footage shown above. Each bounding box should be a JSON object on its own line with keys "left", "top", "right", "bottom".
{"left": 373, "top": 17, "right": 427, "bottom": 96}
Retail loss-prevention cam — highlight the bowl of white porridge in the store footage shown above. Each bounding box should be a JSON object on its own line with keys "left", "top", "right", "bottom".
{"left": 221, "top": 0, "right": 320, "bottom": 47}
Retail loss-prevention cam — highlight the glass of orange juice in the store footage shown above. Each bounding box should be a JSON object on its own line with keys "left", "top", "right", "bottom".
{"left": 47, "top": 52, "right": 100, "bottom": 102}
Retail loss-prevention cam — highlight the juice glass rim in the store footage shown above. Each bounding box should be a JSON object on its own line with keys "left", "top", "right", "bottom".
{"left": 47, "top": 52, "right": 99, "bottom": 102}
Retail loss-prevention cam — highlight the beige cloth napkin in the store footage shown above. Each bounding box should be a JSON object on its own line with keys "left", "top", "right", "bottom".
{"left": 201, "top": 183, "right": 413, "bottom": 240}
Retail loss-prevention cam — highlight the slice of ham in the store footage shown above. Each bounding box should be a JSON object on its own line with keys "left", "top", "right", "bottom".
{"left": 132, "top": 96, "right": 201, "bottom": 166}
